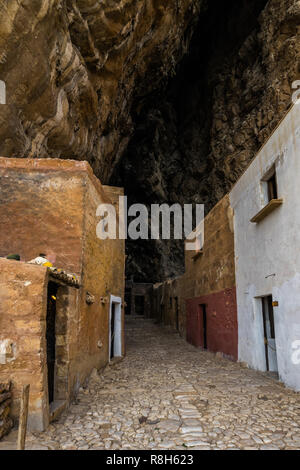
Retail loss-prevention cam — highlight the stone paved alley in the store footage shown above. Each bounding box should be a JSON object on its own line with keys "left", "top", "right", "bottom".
{"left": 2, "top": 317, "right": 300, "bottom": 450}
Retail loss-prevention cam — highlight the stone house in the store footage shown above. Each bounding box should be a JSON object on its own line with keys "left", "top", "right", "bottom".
{"left": 152, "top": 103, "right": 300, "bottom": 391}
{"left": 0, "top": 158, "right": 125, "bottom": 431}
{"left": 183, "top": 195, "right": 237, "bottom": 360}
{"left": 125, "top": 280, "right": 153, "bottom": 317}
{"left": 230, "top": 103, "right": 300, "bottom": 391}
{"left": 152, "top": 194, "right": 238, "bottom": 361}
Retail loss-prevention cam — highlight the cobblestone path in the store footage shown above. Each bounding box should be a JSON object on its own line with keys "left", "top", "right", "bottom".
{"left": 4, "top": 316, "right": 300, "bottom": 450}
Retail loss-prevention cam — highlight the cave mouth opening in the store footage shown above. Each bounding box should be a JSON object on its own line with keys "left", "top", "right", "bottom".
{"left": 110, "top": 0, "right": 269, "bottom": 284}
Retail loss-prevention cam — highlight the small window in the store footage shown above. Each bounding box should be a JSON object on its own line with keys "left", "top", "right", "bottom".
{"left": 191, "top": 234, "right": 204, "bottom": 261}
{"left": 251, "top": 166, "right": 283, "bottom": 223}
{"left": 261, "top": 166, "right": 278, "bottom": 204}
{"left": 267, "top": 171, "right": 278, "bottom": 202}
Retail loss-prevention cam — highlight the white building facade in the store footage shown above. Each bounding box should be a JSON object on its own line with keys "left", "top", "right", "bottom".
{"left": 230, "top": 103, "right": 300, "bottom": 391}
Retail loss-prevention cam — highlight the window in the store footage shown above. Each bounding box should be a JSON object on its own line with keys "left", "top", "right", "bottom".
{"left": 266, "top": 170, "right": 278, "bottom": 202}
{"left": 192, "top": 235, "right": 204, "bottom": 261}
{"left": 261, "top": 165, "right": 278, "bottom": 204}
{"left": 250, "top": 165, "right": 283, "bottom": 223}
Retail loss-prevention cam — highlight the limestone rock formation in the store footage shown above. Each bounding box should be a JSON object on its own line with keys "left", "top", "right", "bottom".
{"left": 0, "top": 0, "right": 202, "bottom": 181}
{"left": 0, "top": 0, "right": 299, "bottom": 282}
{"left": 111, "top": 0, "right": 300, "bottom": 281}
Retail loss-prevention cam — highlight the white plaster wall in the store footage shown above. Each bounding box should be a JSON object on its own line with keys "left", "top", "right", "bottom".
{"left": 109, "top": 295, "right": 122, "bottom": 360}
{"left": 230, "top": 104, "right": 300, "bottom": 391}
{"left": 0, "top": 80, "right": 6, "bottom": 104}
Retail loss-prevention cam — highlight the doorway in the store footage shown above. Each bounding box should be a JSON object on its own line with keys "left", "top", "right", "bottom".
{"left": 200, "top": 304, "right": 207, "bottom": 350}
{"left": 109, "top": 296, "right": 122, "bottom": 360}
{"left": 175, "top": 297, "right": 179, "bottom": 331}
{"left": 125, "top": 290, "right": 131, "bottom": 315}
{"left": 186, "top": 306, "right": 201, "bottom": 348}
{"left": 261, "top": 295, "right": 278, "bottom": 372}
{"left": 135, "top": 295, "right": 145, "bottom": 316}
{"left": 46, "top": 282, "right": 58, "bottom": 404}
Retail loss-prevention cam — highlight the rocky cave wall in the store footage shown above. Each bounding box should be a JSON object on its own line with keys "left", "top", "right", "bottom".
{"left": 0, "top": 0, "right": 299, "bottom": 283}
{"left": 0, "top": 0, "right": 202, "bottom": 178}
{"left": 111, "top": 0, "right": 300, "bottom": 282}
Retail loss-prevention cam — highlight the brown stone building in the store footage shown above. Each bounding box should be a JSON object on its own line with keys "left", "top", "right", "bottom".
{"left": 125, "top": 280, "right": 153, "bottom": 317}
{"left": 152, "top": 195, "right": 238, "bottom": 360}
{"left": 151, "top": 277, "right": 183, "bottom": 332}
{"left": 0, "top": 157, "right": 125, "bottom": 431}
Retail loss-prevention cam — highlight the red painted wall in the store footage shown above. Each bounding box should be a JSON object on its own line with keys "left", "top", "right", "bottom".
{"left": 186, "top": 287, "right": 238, "bottom": 360}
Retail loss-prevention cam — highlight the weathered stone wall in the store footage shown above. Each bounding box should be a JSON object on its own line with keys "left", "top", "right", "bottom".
{"left": 0, "top": 259, "right": 49, "bottom": 431}
{"left": 53, "top": 285, "right": 80, "bottom": 406}
{"left": 0, "top": 258, "right": 83, "bottom": 430}
{"left": 152, "top": 195, "right": 237, "bottom": 359}
{"left": 102, "top": 185, "right": 126, "bottom": 354}
{"left": 184, "top": 196, "right": 235, "bottom": 299}
{"left": 125, "top": 281, "right": 153, "bottom": 317}
{"left": 152, "top": 278, "right": 183, "bottom": 329}
{"left": 0, "top": 158, "right": 125, "bottom": 430}
{"left": 230, "top": 103, "right": 300, "bottom": 389}
{"left": 0, "top": 158, "right": 86, "bottom": 274}
{"left": 69, "top": 180, "right": 125, "bottom": 392}
{"left": 0, "top": 383, "right": 13, "bottom": 440}
{"left": 0, "top": 1, "right": 298, "bottom": 282}
{"left": 185, "top": 289, "right": 238, "bottom": 360}
{"left": 0, "top": 0, "right": 202, "bottom": 181}
{"left": 112, "top": 0, "right": 300, "bottom": 282}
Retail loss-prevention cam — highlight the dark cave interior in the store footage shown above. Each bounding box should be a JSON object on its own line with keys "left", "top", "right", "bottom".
{"left": 110, "top": 0, "right": 269, "bottom": 283}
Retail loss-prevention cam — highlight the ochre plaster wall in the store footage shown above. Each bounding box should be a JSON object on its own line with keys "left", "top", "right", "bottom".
{"left": 152, "top": 195, "right": 238, "bottom": 359}
{"left": 0, "top": 259, "right": 49, "bottom": 431}
{"left": 0, "top": 158, "right": 125, "bottom": 430}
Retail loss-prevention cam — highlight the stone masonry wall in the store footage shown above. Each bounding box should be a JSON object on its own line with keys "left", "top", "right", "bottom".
{"left": 0, "top": 382, "right": 13, "bottom": 440}
{"left": 0, "top": 158, "right": 87, "bottom": 274}
{"left": 67, "top": 179, "right": 125, "bottom": 393}
{"left": 0, "top": 259, "right": 49, "bottom": 431}
{"left": 152, "top": 195, "right": 237, "bottom": 359}
{"left": 0, "top": 158, "right": 125, "bottom": 430}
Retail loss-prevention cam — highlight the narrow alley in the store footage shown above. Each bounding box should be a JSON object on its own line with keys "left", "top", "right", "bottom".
{"left": 3, "top": 316, "right": 298, "bottom": 451}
